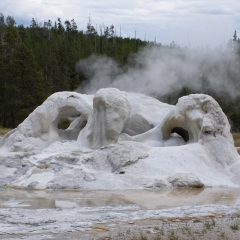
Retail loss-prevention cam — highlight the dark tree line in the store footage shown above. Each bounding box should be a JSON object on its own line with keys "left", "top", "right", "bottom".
{"left": 0, "top": 14, "right": 147, "bottom": 128}
{"left": 1, "top": 13, "right": 240, "bottom": 131}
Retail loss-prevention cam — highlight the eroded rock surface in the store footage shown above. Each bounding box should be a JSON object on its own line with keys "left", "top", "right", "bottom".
{"left": 0, "top": 89, "right": 239, "bottom": 190}
{"left": 78, "top": 88, "right": 131, "bottom": 149}
{"left": 0, "top": 92, "right": 93, "bottom": 152}
{"left": 168, "top": 173, "right": 204, "bottom": 188}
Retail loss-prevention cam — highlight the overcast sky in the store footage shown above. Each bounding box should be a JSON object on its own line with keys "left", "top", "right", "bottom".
{"left": 1, "top": 0, "right": 240, "bottom": 47}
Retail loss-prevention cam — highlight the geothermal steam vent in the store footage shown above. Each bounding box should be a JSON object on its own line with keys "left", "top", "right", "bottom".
{"left": 0, "top": 88, "right": 240, "bottom": 190}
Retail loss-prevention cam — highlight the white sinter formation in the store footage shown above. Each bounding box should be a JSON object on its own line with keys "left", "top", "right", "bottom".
{"left": 0, "top": 88, "right": 239, "bottom": 190}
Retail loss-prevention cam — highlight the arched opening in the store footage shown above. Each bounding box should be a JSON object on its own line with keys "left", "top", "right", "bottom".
{"left": 52, "top": 107, "right": 88, "bottom": 141}
{"left": 58, "top": 118, "right": 72, "bottom": 130}
{"left": 171, "top": 127, "right": 189, "bottom": 142}
{"left": 57, "top": 115, "right": 87, "bottom": 140}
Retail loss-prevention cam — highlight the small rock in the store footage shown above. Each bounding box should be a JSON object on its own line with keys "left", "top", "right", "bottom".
{"left": 167, "top": 173, "right": 204, "bottom": 188}
{"left": 27, "top": 181, "right": 39, "bottom": 188}
{"left": 154, "top": 179, "right": 168, "bottom": 188}
{"left": 84, "top": 172, "right": 96, "bottom": 182}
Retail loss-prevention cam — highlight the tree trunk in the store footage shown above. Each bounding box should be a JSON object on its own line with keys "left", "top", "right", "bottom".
{"left": 3, "top": 112, "right": 7, "bottom": 128}
{"left": 11, "top": 111, "right": 15, "bottom": 128}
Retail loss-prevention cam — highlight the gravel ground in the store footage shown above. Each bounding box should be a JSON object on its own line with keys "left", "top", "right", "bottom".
{"left": 0, "top": 209, "right": 240, "bottom": 239}
{"left": 89, "top": 213, "right": 240, "bottom": 240}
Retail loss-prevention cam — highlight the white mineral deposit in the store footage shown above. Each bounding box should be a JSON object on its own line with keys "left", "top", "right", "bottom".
{"left": 0, "top": 88, "right": 239, "bottom": 190}
{"left": 1, "top": 88, "right": 240, "bottom": 239}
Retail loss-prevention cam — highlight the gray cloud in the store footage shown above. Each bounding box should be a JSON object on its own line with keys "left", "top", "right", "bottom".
{"left": 1, "top": 0, "right": 240, "bottom": 46}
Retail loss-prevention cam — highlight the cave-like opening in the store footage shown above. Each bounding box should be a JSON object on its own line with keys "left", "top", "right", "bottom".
{"left": 171, "top": 127, "right": 189, "bottom": 142}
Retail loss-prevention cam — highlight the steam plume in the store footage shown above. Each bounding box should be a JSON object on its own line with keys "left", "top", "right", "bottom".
{"left": 75, "top": 46, "right": 240, "bottom": 99}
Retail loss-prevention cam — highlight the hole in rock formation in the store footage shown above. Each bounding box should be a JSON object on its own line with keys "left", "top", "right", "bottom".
{"left": 1, "top": 91, "right": 240, "bottom": 190}
{"left": 58, "top": 118, "right": 72, "bottom": 130}
{"left": 53, "top": 108, "right": 88, "bottom": 141}
{"left": 171, "top": 127, "right": 189, "bottom": 142}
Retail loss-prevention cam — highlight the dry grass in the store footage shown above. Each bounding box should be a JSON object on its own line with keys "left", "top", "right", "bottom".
{"left": 232, "top": 133, "right": 240, "bottom": 147}
{"left": 0, "top": 128, "right": 12, "bottom": 136}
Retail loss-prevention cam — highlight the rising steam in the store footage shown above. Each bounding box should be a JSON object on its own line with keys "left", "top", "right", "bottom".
{"left": 75, "top": 45, "right": 240, "bottom": 99}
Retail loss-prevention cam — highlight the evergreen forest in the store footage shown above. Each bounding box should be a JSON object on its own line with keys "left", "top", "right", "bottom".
{"left": 1, "top": 13, "right": 240, "bottom": 132}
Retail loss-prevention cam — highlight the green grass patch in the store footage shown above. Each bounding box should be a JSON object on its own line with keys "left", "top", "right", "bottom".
{"left": 230, "top": 224, "right": 239, "bottom": 230}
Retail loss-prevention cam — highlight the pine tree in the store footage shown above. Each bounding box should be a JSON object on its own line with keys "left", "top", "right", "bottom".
{"left": 7, "top": 43, "right": 51, "bottom": 125}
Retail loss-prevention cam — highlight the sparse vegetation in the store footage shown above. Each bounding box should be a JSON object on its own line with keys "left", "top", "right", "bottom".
{"left": 0, "top": 127, "right": 12, "bottom": 136}
{"left": 154, "top": 226, "right": 160, "bottom": 231}
{"left": 168, "top": 230, "right": 178, "bottom": 240}
{"left": 205, "top": 220, "right": 216, "bottom": 230}
{"left": 181, "top": 224, "right": 192, "bottom": 235}
{"left": 232, "top": 133, "right": 240, "bottom": 154}
{"left": 4, "top": 214, "right": 238, "bottom": 240}
{"left": 232, "top": 132, "right": 240, "bottom": 146}
{"left": 230, "top": 224, "right": 239, "bottom": 230}
{"left": 99, "top": 216, "right": 239, "bottom": 240}
{"left": 140, "top": 232, "right": 148, "bottom": 240}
